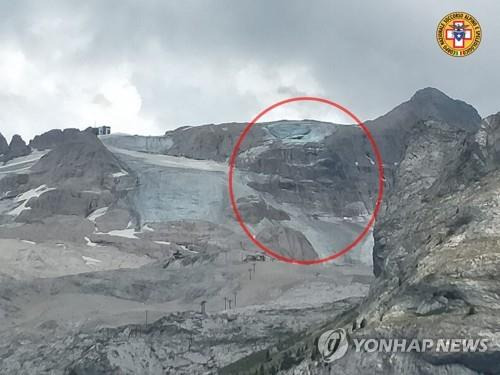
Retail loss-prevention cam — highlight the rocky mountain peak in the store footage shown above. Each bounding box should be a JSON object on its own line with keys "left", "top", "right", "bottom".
{"left": 369, "top": 87, "right": 481, "bottom": 134}
{"left": 0, "top": 132, "right": 8, "bottom": 155}
{"left": 0, "top": 134, "right": 31, "bottom": 162}
{"left": 408, "top": 87, "right": 481, "bottom": 130}
{"left": 30, "top": 130, "right": 129, "bottom": 189}
{"left": 410, "top": 86, "right": 451, "bottom": 101}
{"left": 29, "top": 128, "right": 91, "bottom": 151}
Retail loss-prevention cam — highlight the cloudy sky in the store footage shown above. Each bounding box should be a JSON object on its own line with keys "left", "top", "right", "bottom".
{"left": 1, "top": 0, "right": 499, "bottom": 142}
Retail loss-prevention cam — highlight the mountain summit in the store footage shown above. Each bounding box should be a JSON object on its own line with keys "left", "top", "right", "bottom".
{"left": 369, "top": 87, "right": 481, "bottom": 133}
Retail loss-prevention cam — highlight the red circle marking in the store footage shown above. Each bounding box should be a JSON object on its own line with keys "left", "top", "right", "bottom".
{"left": 228, "top": 96, "right": 384, "bottom": 265}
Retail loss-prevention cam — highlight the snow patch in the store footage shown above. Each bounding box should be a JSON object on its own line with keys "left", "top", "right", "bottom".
{"left": 103, "top": 229, "right": 139, "bottom": 239}
{"left": 143, "top": 224, "right": 154, "bottom": 232}
{"left": 87, "top": 207, "right": 108, "bottom": 223}
{"left": 154, "top": 241, "right": 171, "bottom": 245}
{"left": 82, "top": 255, "right": 102, "bottom": 265}
{"left": 85, "top": 237, "right": 99, "bottom": 247}
{"left": 179, "top": 244, "right": 199, "bottom": 254}
{"left": 112, "top": 170, "right": 129, "bottom": 178}
{"left": 365, "top": 155, "right": 375, "bottom": 165}
{"left": 8, "top": 185, "right": 56, "bottom": 216}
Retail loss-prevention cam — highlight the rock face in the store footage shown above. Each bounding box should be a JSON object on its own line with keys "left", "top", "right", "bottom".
{"left": 8, "top": 135, "right": 31, "bottom": 159}
{"left": 0, "top": 134, "right": 31, "bottom": 162}
{"left": 368, "top": 87, "right": 481, "bottom": 133}
{"left": 256, "top": 223, "right": 318, "bottom": 260}
{"left": 0, "top": 132, "right": 8, "bottom": 156}
{"left": 102, "top": 89, "right": 481, "bottom": 224}
{"left": 0, "top": 130, "right": 136, "bottom": 239}
{"left": 8, "top": 134, "right": 31, "bottom": 159}
{"left": 236, "top": 196, "right": 290, "bottom": 224}
{"left": 29, "top": 130, "right": 129, "bottom": 189}
{"left": 0, "top": 297, "right": 361, "bottom": 375}
{"left": 233, "top": 117, "right": 500, "bottom": 373}
{"left": 29, "top": 128, "right": 90, "bottom": 151}
{"left": 164, "top": 123, "right": 269, "bottom": 162}
{"left": 325, "top": 115, "right": 500, "bottom": 374}
{"left": 101, "top": 87, "right": 480, "bottom": 263}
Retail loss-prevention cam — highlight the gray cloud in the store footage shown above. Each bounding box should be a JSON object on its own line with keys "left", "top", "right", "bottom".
{"left": 0, "top": 0, "right": 499, "bottom": 142}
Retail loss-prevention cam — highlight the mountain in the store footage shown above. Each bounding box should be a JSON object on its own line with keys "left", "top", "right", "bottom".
{"left": 0, "top": 132, "right": 8, "bottom": 156}
{"left": 101, "top": 87, "right": 481, "bottom": 262}
{"left": 0, "top": 134, "right": 31, "bottom": 163}
{"left": 102, "top": 119, "right": 377, "bottom": 263}
{"left": 229, "top": 112, "right": 500, "bottom": 373}
{"left": 29, "top": 128, "right": 85, "bottom": 151}
{"left": 0, "top": 88, "right": 497, "bottom": 374}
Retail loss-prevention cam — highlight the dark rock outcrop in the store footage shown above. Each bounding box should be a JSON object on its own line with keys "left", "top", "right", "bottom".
{"left": 0, "top": 132, "right": 8, "bottom": 155}
{"left": 236, "top": 195, "right": 290, "bottom": 224}
{"left": 164, "top": 122, "right": 269, "bottom": 162}
{"left": 29, "top": 128, "right": 87, "bottom": 150}
{"left": 256, "top": 223, "right": 317, "bottom": 260}
{"left": 224, "top": 99, "right": 498, "bottom": 374}
{"left": 0, "top": 134, "right": 31, "bottom": 162}
{"left": 236, "top": 88, "right": 480, "bottom": 220}
{"left": 1, "top": 130, "right": 136, "bottom": 226}
{"left": 8, "top": 135, "right": 31, "bottom": 159}
{"left": 29, "top": 130, "right": 129, "bottom": 189}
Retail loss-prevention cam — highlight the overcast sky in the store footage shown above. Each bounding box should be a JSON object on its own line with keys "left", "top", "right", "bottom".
{"left": 1, "top": 0, "right": 499, "bottom": 142}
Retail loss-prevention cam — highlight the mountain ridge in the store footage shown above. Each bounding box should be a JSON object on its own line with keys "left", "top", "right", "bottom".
{"left": 0, "top": 88, "right": 497, "bottom": 374}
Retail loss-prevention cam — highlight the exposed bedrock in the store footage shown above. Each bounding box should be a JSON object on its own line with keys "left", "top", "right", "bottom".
{"left": 223, "top": 93, "right": 498, "bottom": 375}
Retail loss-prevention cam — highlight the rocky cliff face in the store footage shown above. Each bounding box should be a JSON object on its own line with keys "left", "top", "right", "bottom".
{"left": 29, "top": 130, "right": 129, "bottom": 189}
{"left": 29, "top": 128, "right": 90, "bottom": 151}
{"left": 310, "top": 115, "right": 500, "bottom": 375}
{"left": 232, "top": 115, "right": 500, "bottom": 373}
{"left": 7, "top": 135, "right": 31, "bottom": 159}
{"left": 0, "top": 130, "right": 137, "bottom": 244}
{"left": 104, "top": 89, "right": 481, "bottom": 226}
{"left": 0, "top": 133, "right": 8, "bottom": 156}
{"left": 0, "top": 134, "right": 31, "bottom": 163}
{"left": 101, "top": 88, "right": 481, "bottom": 263}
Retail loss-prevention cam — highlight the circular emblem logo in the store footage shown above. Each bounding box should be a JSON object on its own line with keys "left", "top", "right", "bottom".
{"left": 317, "top": 328, "right": 349, "bottom": 363}
{"left": 436, "top": 12, "right": 481, "bottom": 57}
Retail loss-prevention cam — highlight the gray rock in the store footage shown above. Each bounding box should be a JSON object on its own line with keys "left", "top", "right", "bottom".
{"left": 416, "top": 296, "right": 448, "bottom": 316}
{"left": 1, "top": 134, "right": 31, "bottom": 162}
{"left": 16, "top": 189, "right": 114, "bottom": 222}
{"left": 236, "top": 195, "right": 290, "bottom": 224}
{"left": 226, "top": 97, "right": 498, "bottom": 375}
{"left": 257, "top": 223, "right": 317, "bottom": 260}
{"left": 30, "top": 130, "right": 129, "bottom": 189}
{"left": 0, "top": 132, "right": 8, "bottom": 155}
{"left": 29, "top": 128, "right": 86, "bottom": 150}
